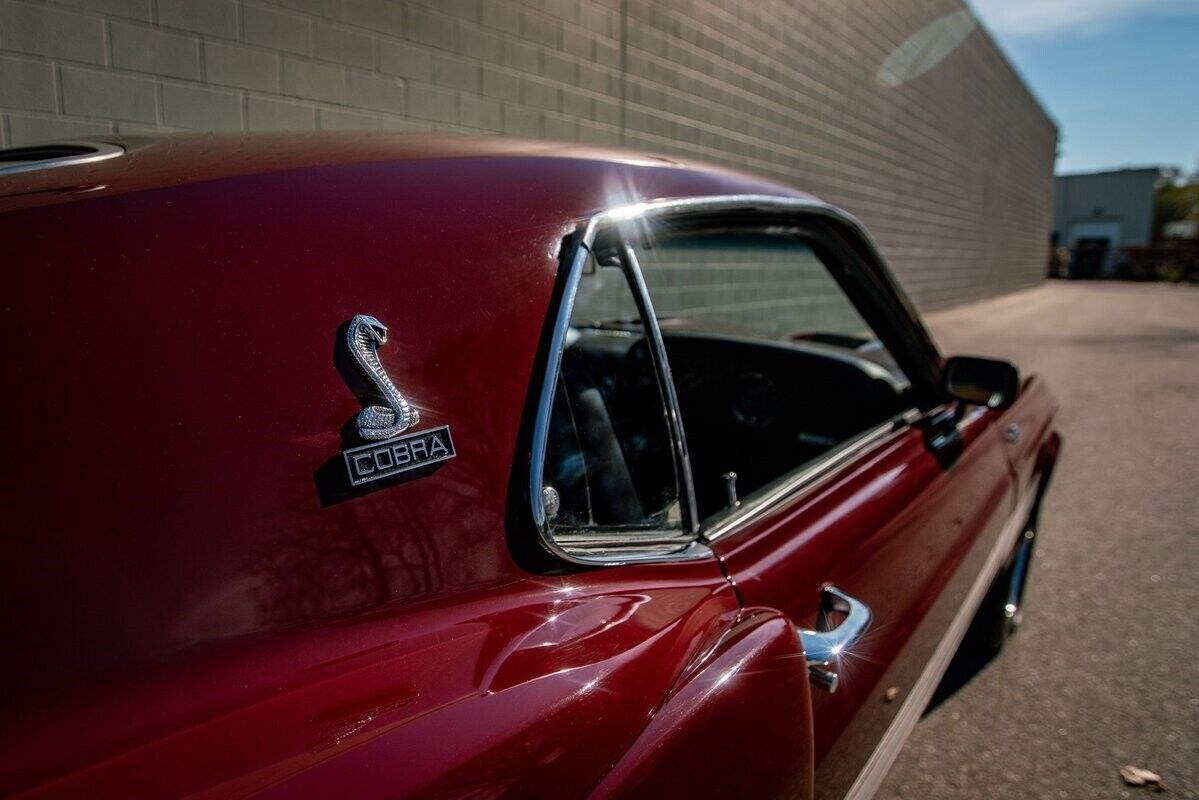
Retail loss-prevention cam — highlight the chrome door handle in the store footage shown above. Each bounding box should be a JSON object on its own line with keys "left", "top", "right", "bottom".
{"left": 797, "top": 586, "right": 872, "bottom": 693}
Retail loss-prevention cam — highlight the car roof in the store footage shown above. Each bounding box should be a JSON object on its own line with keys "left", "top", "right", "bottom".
{"left": 0, "top": 132, "right": 813, "bottom": 214}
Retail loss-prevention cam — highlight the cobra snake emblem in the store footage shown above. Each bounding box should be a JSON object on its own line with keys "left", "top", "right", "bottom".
{"left": 346, "top": 314, "right": 421, "bottom": 441}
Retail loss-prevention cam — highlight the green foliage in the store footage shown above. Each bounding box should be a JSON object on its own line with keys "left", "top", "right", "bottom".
{"left": 1153, "top": 172, "right": 1199, "bottom": 242}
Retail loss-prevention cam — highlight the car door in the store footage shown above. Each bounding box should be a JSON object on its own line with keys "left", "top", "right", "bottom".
{"left": 710, "top": 409, "right": 1015, "bottom": 800}
{"left": 996, "top": 372, "right": 1060, "bottom": 497}
{"left": 615, "top": 200, "right": 1022, "bottom": 800}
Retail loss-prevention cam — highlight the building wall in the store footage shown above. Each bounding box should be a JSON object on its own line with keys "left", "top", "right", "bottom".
{"left": 0, "top": 0, "right": 1057, "bottom": 312}
{"left": 1054, "top": 168, "right": 1160, "bottom": 248}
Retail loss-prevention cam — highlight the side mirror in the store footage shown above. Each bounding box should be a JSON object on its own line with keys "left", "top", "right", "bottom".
{"left": 943, "top": 355, "right": 1020, "bottom": 409}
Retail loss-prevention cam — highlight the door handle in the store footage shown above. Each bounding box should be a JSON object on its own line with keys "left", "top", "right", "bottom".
{"left": 797, "top": 586, "right": 872, "bottom": 693}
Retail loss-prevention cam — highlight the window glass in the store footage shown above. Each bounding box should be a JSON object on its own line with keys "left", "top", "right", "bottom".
{"left": 636, "top": 232, "right": 874, "bottom": 340}
{"left": 541, "top": 253, "right": 683, "bottom": 535}
{"left": 629, "top": 229, "right": 912, "bottom": 523}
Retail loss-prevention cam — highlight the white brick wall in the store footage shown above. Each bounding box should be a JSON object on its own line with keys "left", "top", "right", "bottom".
{"left": 0, "top": 0, "right": 1057, "bottom": 310}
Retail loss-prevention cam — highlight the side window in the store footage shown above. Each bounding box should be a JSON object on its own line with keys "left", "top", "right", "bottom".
{"left": 630, "top": 230, "right": 914, "bottom": 523}
{"left": 540, "top": 251, "right": 685, "bottom": 538}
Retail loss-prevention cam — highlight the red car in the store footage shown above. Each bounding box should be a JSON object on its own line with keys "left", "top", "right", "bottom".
{"left": 0, "top": 135, "right": 1059, "bottom": 799}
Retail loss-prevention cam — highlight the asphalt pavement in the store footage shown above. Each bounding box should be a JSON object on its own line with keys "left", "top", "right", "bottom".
{"left": 878, "top": 281, "right": 1199, "bottom": 800}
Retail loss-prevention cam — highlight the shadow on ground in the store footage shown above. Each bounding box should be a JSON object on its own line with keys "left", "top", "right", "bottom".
{"left": 926, "top": 628, "right": 1001, "bottom": 714}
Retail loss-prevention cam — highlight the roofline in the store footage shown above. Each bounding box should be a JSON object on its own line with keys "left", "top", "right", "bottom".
{"left": 1055, "top": 166, "right": 1164, "bottom": 179}
{"left": 0, "top": 132, "right": 807, "bottom": 214}
{"left": 962, "top": 3, "right": 1059, "bottom": 135}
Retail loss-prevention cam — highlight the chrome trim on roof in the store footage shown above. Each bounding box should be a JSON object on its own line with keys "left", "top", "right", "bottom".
{"left": 0, "top": 141, "right": 125, "bottom": 176}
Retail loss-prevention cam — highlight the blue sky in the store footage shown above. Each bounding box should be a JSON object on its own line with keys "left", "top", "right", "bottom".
{"left": 970, "top": 0, "right": 1199, "bottom": 175}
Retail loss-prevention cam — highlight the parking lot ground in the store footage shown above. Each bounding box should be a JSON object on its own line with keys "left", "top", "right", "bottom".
{"left": 877, "top": 281, "right": 1199, "bottom": 799}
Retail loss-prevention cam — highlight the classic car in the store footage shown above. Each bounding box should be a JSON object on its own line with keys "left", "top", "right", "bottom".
{"left": 0, "top": 135, "right": 1060, "bottom": 799}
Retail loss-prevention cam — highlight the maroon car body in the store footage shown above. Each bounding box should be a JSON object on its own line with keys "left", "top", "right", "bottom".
{"left": 0, "top": 135, "right": 1060, "bottom": 799}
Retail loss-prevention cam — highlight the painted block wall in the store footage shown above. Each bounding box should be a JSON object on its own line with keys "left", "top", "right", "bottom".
{"left": 0, "top": 0, "right": 1057, "bottom": 310}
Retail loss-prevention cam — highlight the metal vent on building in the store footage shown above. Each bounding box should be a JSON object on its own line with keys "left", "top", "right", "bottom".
{"left": 0, "top": 142, "right": 124, "bottom": 175}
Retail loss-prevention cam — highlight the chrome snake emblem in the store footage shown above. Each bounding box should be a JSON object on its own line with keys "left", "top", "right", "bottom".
{"left": 332, "top": 314, "right": 455, "bottom": 492}
{"left": 346, "top": 314, "right": 421, "bottom": 440}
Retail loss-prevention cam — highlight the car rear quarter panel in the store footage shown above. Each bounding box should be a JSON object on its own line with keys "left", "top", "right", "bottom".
{"left": 0, "top": 151, "right": 815, "bottom": 796}
{"left": 590, "top": 610, "right": 814, "bottom": 800}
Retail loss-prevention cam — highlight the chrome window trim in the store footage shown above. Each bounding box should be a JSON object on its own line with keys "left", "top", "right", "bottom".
{"left": 530, "top": 194, "right": 925, "bottom": 567}
{"left": 0, "top": 141, "right": 125, "bottom": 175}
{"left": 619, "top": 238, "right": 702, "bottom": 534}
{"left": 701, "top": 410, "right": 920, "bottom": 544}
{"left": 530, "top": 217, "right": 708, "bottom": 567}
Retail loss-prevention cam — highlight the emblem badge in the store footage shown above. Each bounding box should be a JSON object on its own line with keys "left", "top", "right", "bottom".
{"left": 339, "top": 314, "right": 455, "bottom": 487}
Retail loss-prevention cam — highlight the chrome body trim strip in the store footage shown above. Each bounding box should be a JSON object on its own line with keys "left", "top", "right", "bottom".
{"left": 529, "top": 194, "right": 929, "bottom": 567}
{"left": 0, "top": 141, "right": 124, "bottom": 175}
{"left": 842, "top": 484, "right": 1038, "bottom": 800}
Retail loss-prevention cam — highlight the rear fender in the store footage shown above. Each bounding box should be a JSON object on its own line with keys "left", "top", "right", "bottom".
{"left": 590, "top": 609, "right": 814, "bottom": 800}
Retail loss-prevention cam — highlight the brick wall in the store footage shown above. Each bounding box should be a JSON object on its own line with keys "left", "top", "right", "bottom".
{"left": 0, "top": 0, "right": 1057, "bottom": 311}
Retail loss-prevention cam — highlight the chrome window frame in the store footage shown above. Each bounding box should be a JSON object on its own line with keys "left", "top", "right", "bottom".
{"left": 530, "top": 194, "right": 938, "bottom": 566}
{"left": 531, "top": 218, "right": 708, "bottom": 567}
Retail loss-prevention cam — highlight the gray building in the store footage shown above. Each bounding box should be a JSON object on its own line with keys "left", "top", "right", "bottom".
{"left": 1053, "top": 167, "right": 1160, "bottom": 277}
{"left": 0, "top": 0, "right": 1057, "bottom": 311}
